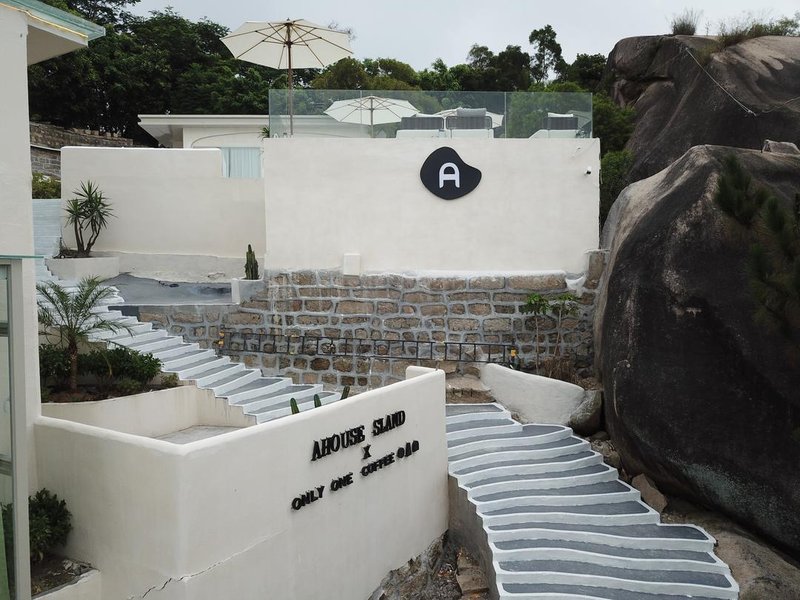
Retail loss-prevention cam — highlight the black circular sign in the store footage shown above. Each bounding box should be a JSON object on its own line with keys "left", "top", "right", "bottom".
{"left": 419, "top": 147, "right": 482, "bottom": 200}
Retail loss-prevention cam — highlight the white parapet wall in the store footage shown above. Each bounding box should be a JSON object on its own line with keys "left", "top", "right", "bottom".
{"left": 41, "top": 386, "right": 254, "bottom": 436}
{"left": 35, "top": 369, "right": 448, "bottom": 599}
{"left": 263, "top": 138, "right": 600, "bottom": 274}
{"left": 60, "top": 147, "right": 266, "bottom": 280}
{"left": 481, "top": 362, "right": 585, "bottom": 424}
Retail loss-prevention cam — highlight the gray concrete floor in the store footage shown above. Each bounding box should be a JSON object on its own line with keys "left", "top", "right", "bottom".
{"left": 155, "top": 425, "right": 244, "bottom": 444}
{"left": 105, "top": 273, "right": 231, "bottom": 305}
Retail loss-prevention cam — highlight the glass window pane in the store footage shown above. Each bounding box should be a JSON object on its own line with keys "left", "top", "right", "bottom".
{"left": 0, "top": 265, "right": 13, "bottom": 599}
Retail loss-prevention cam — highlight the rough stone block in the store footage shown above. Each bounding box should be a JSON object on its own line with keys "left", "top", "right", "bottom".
{"left": 469, "top": 276, "right": 505, "bottom": 290}
{"left": 337, "top": 300, "right": 373, "bottom": 314}
{"left": 224, "top": 312, "right": 263, "bottom": 325}
{"left": 342, "top": 316, "right": 370, "bottom": 324}
{"left": 384, "top": 317, "right": 421, "bottom": 329}
{"left": 421, "top": 277, "right": 467, "bottom": 291}
{"left": 377, "top": 302, "right": 399, "bottom": 315}
{"left": 358, "top": 288, "right": 401, "bottom": 299}
{"left": 333, "top": 357, "right": 353, "bottom": 371}
{"left": 508, "top": 273, "right": 566, "bottom": 290}
{"left": 139, "top": 312, "right": 168, "bottom": 327}
{"left": 632, "top": 474, "right": 668, "bottom": 513}
{"left": 403, "top": 292, "right": 441, "bottom": 304}
{"left": 274, "top": 300, "right": 302, "bottom": 312}
{"left": 421, "top": 304, "right": 447, "bottom": 316}
{"left": 449, "top": 304, "right": 466, "bottom": 315}
{"left": 172, "top": 311, "right": 204, "bottom": 324}
{"left": 290, "top": 270, "right": 317, "bottom": 285}
{"left": 333, "top": 275, "right": 362, "bottom": 287}
{"left": 468, "top": 303, "right": 492, "bottom": 316}
{"left": 305, "top": 299, "right": 334, "bottom": 312}
{"left": 449, "top": 318, "right": 480, "bottom": 331}
{"left": 484, "top": 318, "right": 512, "bottom": 332}
{"left": 449, "top": 291, "right": 489, "bottom": 301}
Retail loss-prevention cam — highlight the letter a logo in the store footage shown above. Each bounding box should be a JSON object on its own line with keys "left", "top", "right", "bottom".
{"left": 420, "top": 147, "right": 481, "bottom": 200}
{"left": 439, "top": 163, "right": 461, "bottom": 189}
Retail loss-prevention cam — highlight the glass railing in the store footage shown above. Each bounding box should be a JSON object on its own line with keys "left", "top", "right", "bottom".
{"left": 267, "top": 89, "right": 592, "bottom": 139}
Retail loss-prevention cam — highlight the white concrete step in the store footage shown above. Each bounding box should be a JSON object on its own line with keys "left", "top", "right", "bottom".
{"left": 194, "top": 362, "right": 246, "bottom": 387}
{"left": 171, "top": 356, "right": 230, "bottom": 379}
{"left": 253, "top": 391, "right": 340, "bottom": 424}
{"left": 446, "top": 403, "right": 739, "bottom": 600}
{"left": 207, "top": 368, "right": 262, "bottom": 395}
{"left": 160, "top": 349, "right": 216, "bottom": 370}
{"left": 223, "top": 377, "right": 294, "bottom": 404}
{"left": 152, "top": 343, "right": 201, "bottom": 361}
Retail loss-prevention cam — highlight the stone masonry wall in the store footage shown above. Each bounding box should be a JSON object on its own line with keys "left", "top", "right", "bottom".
{"left": 128, "top": 255, "right": 604, "bottom": 394}
{"left": 30, "top": 122, "right": 136, "bottom": 178}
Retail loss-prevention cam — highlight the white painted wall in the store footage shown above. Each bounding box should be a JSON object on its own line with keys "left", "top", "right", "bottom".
{"left": 60, "top": 147, "right": 266, "bottom": 280}
{"left": 263, "top": 138, "right": 600, "bottom": 273}
{"left": 184, "top": 125, "right": 263, "bottom": 149}
{"left": 481, "top": 363, "right": 585, "bottom": 424}
{"left": 41, "top": 386, "right": 254, "bottom": 436}
{"left": 0, "top": 8, "right": 41, "bottom": 501}
{"left": 35, "top": 369, "right": 448, "bottom": 599}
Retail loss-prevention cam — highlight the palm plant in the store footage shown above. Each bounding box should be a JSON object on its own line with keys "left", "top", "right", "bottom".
{"left": 37, "top": 277, "right": 129, "bottom": 392}
{"left": 64, "top": 181, "right": 113, "bottom": 257}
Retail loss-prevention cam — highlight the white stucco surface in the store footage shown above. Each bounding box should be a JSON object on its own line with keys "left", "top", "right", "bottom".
{"left": 263, "top": 138, "right": 600, "bottom": 273}
{"left": 481, "top": 362, "right": 585, "bottom": 424}
{"left": 41, "top": 386, "right": 254, "bottom": 436}
{"left": 60, "top": 147, "right": 266, "bottom": 278}
{"left": 35, "top": 369, "right": 448, "bottom": 599}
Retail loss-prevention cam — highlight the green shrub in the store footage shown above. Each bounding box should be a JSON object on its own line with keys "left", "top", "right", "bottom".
{"left": 114, "top": 377, "right": 144, "bottom": 396}
{"left": 160, "top": 373, "right": 180, "bottom": 388}
{"left": 31, "top": 173, "right": 61, "bottom": 199}
{"left": 600, "top": 150, "right": 635, "bottom": 228}
{"left": 2, "top": 489, "right": 72, "bottom": 565}
{"left": 82, "top": 346, "right": 161, "bottom": 385}
{"left": 38, "top": 344, "right": 70, "bottom": 387}
{"left": 717, "top": 13, "right": 799, "bottom": 48}
{"left": 671, "top": 8, "right": 702, "bottom": 35}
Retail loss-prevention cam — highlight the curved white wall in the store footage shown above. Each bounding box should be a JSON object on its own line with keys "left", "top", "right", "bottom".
{"left": 35, "top": 369, "right": 448, "bottom": 599}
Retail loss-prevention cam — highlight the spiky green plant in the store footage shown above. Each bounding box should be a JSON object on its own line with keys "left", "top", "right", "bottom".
{"left": 520, "top": 293, "right": 552, "bottom": 372}
{"left": 64, "top": 181, "right": 113, "bottom": 257}
{"left": 290, "top": 398, "right": 300, "bottom": 414}
{"left": 313, "top": 394, "right": 321, "bottom": 408}
{"left": 244, "top": 244, "right": 259, "bottom": 280}
{"left": 340, "top": 385, "right": 350, "bottom": 400}
{"left": 37, "top": 277, "right": 130, "bottom": 391}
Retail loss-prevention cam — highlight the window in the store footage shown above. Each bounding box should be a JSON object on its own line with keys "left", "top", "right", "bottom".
{"left": 0, "top": 265, "right": 13, "bottom": 599}
{"left": 220, "top": 147, "right": 262, "bottom": 179}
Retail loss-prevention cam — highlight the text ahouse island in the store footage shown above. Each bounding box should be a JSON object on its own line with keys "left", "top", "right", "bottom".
{"left": 292, "top": 410, "right": 419, "bottom": 511}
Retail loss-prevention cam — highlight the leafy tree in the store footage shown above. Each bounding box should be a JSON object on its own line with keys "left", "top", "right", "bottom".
{"left": 419, "top": 59, "right": 461, "bottom": 91}
{"left": 592, "top": 93, "right": 635, "bottom": 154}
{"left": 563, "top": 53, "right": 607, "bottom": 93}
{"left": 600, "top": 150, "right": 634, "bottom": 227}
{"left": 37, "top": 278, "right": 130, "bottom": 391}
{"left": 529, "top": 25, "right": 567, "bottom": 83}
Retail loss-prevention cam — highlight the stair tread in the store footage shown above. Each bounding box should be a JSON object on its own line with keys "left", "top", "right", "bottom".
{"left": 452, "top": 437, "right": 584, "bottom": 461}
{"left": 447, "top": 418, "right": 516, "bottom": 433}
{"left": 223, "top": 377, "right": 288, "bottom": 395}
{"left": 476, "top": 481, "right": 630, "bottom": 502}
{"left": 209, "top": 370, "right": 256, "bottom": 388}
{"left": 469, "top": 464, "right": 611, "bottom": 487}
{"left": 501, "top": 582, "right": 725, "bottom": 599}
{"left": 498, "top": 559, "right": 732, "bottom": 587}
{"left": 454, "top": 451, "right": 597, "bottom": 475}
{"left": 446, "top": 403, "right": 504, "bottom": 416}
{"left": 488, "top": 522, "right": 710, "bottom": 541}
{"left": 494, "top": 539, "right": 716, "bottom": 563}
{"left": 167, "top": 356, "right": 223, "bottom": 372}
{"left": 485, "top": 500, "right": 651, "bottom": 517}
{"left": 449, "top": 425, "right": 566, "bottom": 446}
{"left": 191, "top": 363, "right": 238, "bottom": 379}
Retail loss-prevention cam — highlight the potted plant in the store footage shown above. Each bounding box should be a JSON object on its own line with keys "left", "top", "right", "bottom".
{"left": 45, "top": 180, "right": 120, "bottom": 280}
{"left": 231, "top": 244, "right": 265, "bottom": 304}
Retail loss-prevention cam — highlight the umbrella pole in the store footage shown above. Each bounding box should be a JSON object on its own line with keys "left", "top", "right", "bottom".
{"left": 288, "top": 50, "right": 294, "bottom": 136}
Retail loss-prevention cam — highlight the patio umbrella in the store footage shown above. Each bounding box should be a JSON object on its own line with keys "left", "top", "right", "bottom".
{"left": 221, "top": 19, "right": 353, "bottom": 136}
{"left": 324, "top": 95, "right": 419, "bottom": 137}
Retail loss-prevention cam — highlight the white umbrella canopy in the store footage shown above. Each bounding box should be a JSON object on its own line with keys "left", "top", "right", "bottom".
{"left": 324, "top": 96, "right": 419, "bottom": 137}
{"left": 221, "top": 19, "right": 353, "bottom": 135}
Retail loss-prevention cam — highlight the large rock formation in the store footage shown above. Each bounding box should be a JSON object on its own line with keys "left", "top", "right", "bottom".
{"left": 607, "top": 35, "right": 800, "bottom": 181}
{"left": 595, "top": 144, "right": 800, "bottom": 554}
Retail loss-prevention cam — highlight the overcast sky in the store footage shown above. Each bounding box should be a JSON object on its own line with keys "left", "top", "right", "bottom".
{"left": 131, "top": 1, "right": 799, "bottom": 70}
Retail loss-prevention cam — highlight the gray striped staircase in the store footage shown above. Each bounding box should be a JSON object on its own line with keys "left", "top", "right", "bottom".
{"left": 37, "top": 284, "right": 341, "bottom": 425}
{"left": 446, "top": 403, "right": 739, "bottom": 600}
{"left": 32, "top": 198, "right": 62, "bottom": 280}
